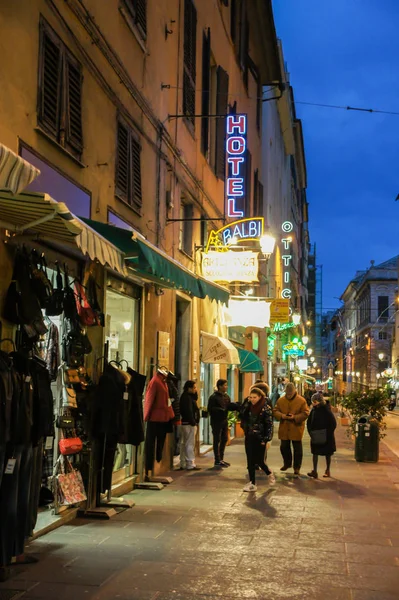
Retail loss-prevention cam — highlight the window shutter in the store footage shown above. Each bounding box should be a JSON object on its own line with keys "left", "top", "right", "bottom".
{"left": 116, "top": 122, "right": 130, "bottom": 201}
{"left": 131, "top": 136, "right": 142, "bottom": 208}
{"left": 201, "top": 28, "right": 211, "bottom": 156}
{"left": 135, "top": 0, "right": 147, "bottom": 38}
{"left": 65, "top": 53, "right": 83, "bottom": 154}
{"left": 253, "top": 166, "right": 258, "bottom": 216}
{"left": 39, "top": 28, "right": 62, "bottom": 138}
{"left": 215, "top": 66, "right": 229, "bottom": 180}
{"left": 183, "top": 0, "right": 197, "bottom": 125}
{"left": 258, "top": 181, "right": 264, "bottom": 216}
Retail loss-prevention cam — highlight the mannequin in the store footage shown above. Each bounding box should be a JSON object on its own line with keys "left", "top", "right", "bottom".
{"left": 144, "top": 366, "right": 175, "bottom": 475}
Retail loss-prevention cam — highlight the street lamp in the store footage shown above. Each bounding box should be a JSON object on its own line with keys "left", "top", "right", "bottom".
{"left": 378, "top": 353, "right": 384, "bottom": 361}
{"left": 307, "top": 348, "right": 313, "bottom": 356}
{"left": 259, "top": 234, "right": 276, "bottom": 258}
{"left": 313, "top": 362, "right": 318, "bottom": 367}
{"left": 310, "top": 356, "right": 315, "bottom": 362}
{"left": 302, "top": 336, "right": 309, "bottom": 345}
{"left": 292, "top": 313, "right": 301, "bottom": 325}
{"left": 356, "top": 372, "right": 360, "bottom": 377}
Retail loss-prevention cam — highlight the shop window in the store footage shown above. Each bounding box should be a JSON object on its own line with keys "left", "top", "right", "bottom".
{"left": 120, "top": 0, "right": 147, "bottom": 40}
{"left": 37, "top": 18, "right": 83, "bottom": 160}
{"left": 115, "top": 120, "right": 143, "bottom": 212}
{"left": 20, "top": 146, "right": 90, "bottom": 218}
{"left": 183, "top": 0, "right": 197, "bottom": 128}
{"left": 179, "top": 202, "right": 193, "bottom": 256}
{"left": 106, "top": 288, "right": 140, "bottom": 369}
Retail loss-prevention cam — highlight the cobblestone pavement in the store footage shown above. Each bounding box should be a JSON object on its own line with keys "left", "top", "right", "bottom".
{"left": 2, "top": 423, "right": 399, "bottom": 600}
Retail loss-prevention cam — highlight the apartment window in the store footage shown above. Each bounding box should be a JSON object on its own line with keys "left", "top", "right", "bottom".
{"left": 215, "top": 67, "right": 229, "bottom": 179}
{"left": 200, "top": 215, "right": 208, "bottom": 248}
{"left": 38, "top": 19, "right": 83, "bottom": 160}
{"left": 183, "top": 0, "right": 197, "bottom": 127}
{"left": 379, "top": 331, "right": 387, "bottom": 340}
{"left": 253, "top": 169, "right": 264, "bottom": 217}
{"left": 230, "top": 0, "right": 249, "bottom": 88}
{"left": 179, "top": 202, "right": 193, "bottom": 256}
{"left": 201, "top": 28, "right": 211, "bottom": 156}
{"left": 115, "top": 121, "right": 142, "bottom": 212}
{"left": 377, "top": 295, "right": 389, "bottom": 322}
{"left": 121, "top": 0, "right": 147, "bottom": 39}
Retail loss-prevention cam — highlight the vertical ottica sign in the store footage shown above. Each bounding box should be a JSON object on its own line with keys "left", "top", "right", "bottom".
{"left": 281, "top": 221, "right": 293, "bottom": 299}
{"left": 226, "top": 114, "right": 247, "bottom": 218}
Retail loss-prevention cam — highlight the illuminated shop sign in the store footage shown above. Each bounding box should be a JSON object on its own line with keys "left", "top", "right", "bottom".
{"left": 226, "top": 114, "right": 247, "bottom": 218}
{"left": 205, "top": 217, "right": 264, "bottom": 252}
{"left": 282, "top": 340, "right": 305, "bottom": 356}
{"left": 281, "top": 221, "right": 293, "bottom": 299}
{"left": 273, "top": 321, "right": 297, "bottom": 333}
{"left": 201, "top": 250, "right": 259, "bottom": 283}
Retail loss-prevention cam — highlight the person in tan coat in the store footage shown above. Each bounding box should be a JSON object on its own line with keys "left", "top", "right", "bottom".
{"left": 273, "top": 382, "right": 310, "bottom": 476}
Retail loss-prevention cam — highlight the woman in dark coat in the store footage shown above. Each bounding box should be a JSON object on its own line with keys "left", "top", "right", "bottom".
{"left": 307, "top": 392, "right": 336, "bottom": 479}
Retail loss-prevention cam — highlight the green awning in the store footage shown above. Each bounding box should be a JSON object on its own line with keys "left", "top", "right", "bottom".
{"left": 81, "top": 219, "right": 229, "bottom": 304}
{"left": 237, "top": 348, "right": 263, "bottom": 373}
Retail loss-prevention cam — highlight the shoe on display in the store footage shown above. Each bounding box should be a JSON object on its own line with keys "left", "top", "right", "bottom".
{"left": 280, "top": 464, "right": 291, "bottom": 471}
{"left": 307, "top": 470, "right": 318, "bottom": 479}
{"left": 243, "top": 482, "right": 257, "bottom": 492}
{"left": 268, "top": 472, "right": 276, "bottom": 485}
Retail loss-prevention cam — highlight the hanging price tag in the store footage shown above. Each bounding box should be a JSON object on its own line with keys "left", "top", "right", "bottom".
{"left": 123, "top": 392, "right": 129, "bottom": 401}
{"left": 4, "top": 459, "right": 16, "bottom": 475}
{"left": 25, "top": 376, "right": 31, "bottom": 383}
{"left": 45, "top": 437, "right": 54, "bottom": 450}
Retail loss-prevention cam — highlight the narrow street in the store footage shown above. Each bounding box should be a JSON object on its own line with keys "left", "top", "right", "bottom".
{"left": 383, "top": 412, "right": 399, "bottom": 458}
{"left": 1, "top": 423, "right": 399, "bottom": 600}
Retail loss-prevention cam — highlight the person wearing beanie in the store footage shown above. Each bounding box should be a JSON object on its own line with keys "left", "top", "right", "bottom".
{"left": 240, "top": 387, "right": 274, "bottom": 492}
{"left": 273, "top": 382, "right": 309, "bottom": 477}
{"left": 307, "top": 392, "right": 337, "bottom": 479}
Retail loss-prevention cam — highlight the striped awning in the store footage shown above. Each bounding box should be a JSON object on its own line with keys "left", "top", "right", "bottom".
{"left": 0, "top": 190, "right": 126, "bottom": 274}
{"left": 0, "top": 143, "right": 40, "bottom": 194}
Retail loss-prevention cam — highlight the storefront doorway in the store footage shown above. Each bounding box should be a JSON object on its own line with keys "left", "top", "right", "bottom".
{"left": 175, "top": 297, "right": 191, "bottom": 387}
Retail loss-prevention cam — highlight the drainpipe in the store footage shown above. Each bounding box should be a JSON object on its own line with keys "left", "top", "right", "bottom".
{"left": 155, "top": 123, "right": 164, "bottom": 247}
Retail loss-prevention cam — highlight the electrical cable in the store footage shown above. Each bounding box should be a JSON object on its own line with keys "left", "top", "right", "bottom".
{"left": 295, "top": 101, "right": 399, "bottom": 117}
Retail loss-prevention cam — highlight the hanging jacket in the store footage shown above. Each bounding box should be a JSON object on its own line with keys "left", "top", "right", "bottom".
{"left": 9, "top": 351, "right": 33, "bottom": 444}
{"left": 118, "top": 368, "right": 146, "bottom": 446}
{"left": 92, "top": 363, "right": 126, "bottom": 437}
{"left": 144, "top": 373, "right": 174, "bottom": 422}
{"left": 30, "top": 356, "right": 54, "bottom": 445}
{"left": 0, "top": 351, "right": 15, "bottom": 445}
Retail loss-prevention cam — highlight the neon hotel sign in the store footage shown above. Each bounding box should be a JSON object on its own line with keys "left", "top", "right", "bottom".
{"left": 226, "top": 114, "right": 247, "bottom": 218}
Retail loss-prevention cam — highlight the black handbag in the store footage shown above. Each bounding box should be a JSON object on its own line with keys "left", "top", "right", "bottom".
{"left": 56, "top": 415, "right": 75, "bottom": 429}
{"left": 310, "top": 428, "right": 327, "bottom": 445}
{"left": 30, "top": 251, "right": 53, "bottom": 308}
{"left": 46, "top": 263, "right": 64, "bottom": 316}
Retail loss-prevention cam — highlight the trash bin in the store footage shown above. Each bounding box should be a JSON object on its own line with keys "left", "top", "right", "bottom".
{"left": 355, "top": 415, "right": 379, "bottom": 462}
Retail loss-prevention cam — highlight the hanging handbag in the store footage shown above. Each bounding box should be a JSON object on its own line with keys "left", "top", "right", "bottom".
{"left": 310, "top": 428, "right": 327, "bottom": 445}
{"left": 58, "top": 429, "right": 83, "bottom": 455}
{"left": 74, "top": 280, "right": 100, "bottom": 327}
{"left": 46, "top": 263, "right": 64, "bottom": 316}
{"left": 55, "top": 456, "right": 87, "bottom": 505}
{"left": 58, "top": 365, "right": 78, "bottom": 408}
{"left": 56, "top": 415, "right": 75, "bottom": 429}
{"left": 30, "top": 252, "right": 53, "bottom": 308}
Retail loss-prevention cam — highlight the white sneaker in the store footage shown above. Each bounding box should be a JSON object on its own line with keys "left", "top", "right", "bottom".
{"left": 243, "top": 482, "right": 257, "bottom": 492}
{"left": 268, "top": 472, "right": 276, "bottom": 485}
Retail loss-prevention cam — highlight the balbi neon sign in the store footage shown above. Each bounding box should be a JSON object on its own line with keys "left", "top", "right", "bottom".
{"left": 226, "top": 114, "right": 247, "bottom": 218}
{"left": 205, "top": 217, "right": 264, "bottom": 252}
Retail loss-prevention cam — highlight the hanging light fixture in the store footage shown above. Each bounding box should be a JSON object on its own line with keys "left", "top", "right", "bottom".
{"left": 259, "top": 234, "right": 276, "bottom": 258}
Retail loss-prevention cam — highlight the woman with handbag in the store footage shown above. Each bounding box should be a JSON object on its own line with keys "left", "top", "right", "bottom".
{"left": 307, "top": 392, "right": 337, "bottom": 479}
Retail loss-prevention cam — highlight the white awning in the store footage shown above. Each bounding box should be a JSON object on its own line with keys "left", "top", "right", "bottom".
{"left": 201, "top": 331, "right": 240, "bottom": 365}
{"left": 0, "top": 190, "right": 126, "bottom": 274}
{"left": 0, "top": 143, "right": 40, "bottom": 194}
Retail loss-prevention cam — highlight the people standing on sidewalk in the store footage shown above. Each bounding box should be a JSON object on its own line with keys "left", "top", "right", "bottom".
{"left": 207, "top": 379, "right": 238, "bottom": 468}
{"left": 273, "top": 382, "right": 309, "bottom": 477}
{"left": 240, "top": 387, "right": 274, "bottom": 492}
{"left": 307, "top": 391, "right": 336, "bottom": 479}
{"left": 179, "top": 380, "right": 201, "bottom": 471}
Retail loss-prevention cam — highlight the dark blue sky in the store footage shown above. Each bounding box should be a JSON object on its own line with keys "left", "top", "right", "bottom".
{"left": 273, "top": 0, "right": 399, "bottom": 310}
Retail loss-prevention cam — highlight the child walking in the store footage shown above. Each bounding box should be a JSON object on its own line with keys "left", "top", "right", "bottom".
{"left": 240, "top": 387, "right": 275, "bottom": 492}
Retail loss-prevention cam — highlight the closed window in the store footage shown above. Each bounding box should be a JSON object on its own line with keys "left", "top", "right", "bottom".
{"left": 215, "top": 66, "right": 229, "bottom": 179}
{"left": 38, "top": 19, "right": 83, "bottom": 159}
{"left": 121, "top": 0, "right": 147, "bottom": 40}
{"left": 183, "top": 0, "right": 197, "bottom": 127}
{"left": 115, "top": 121, "right": 142, "bottom": 212}
{"left": 253, "top": 169, "right": 264, "bottom": 217}
{"left": 379, "top": 331, "right": 387, "bottom": 340}
{"left": 377, "top": 295, "right": 389, "bottom": 322}
{"left": 201, "top": 28, "right": 211, "bottom": 156}
{"left": 179, "top": 202, "right": 193, "bottom": 256}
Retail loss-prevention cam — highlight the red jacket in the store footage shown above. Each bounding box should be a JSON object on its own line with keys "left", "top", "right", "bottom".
{"left": 144, "top": 373, "right": 175, "bottom": 422}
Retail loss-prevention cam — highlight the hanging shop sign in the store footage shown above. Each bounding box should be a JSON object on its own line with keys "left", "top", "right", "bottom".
{"left": 205, "top": 218, "right": 264, "bottom": 252}
{"left": 269, "top": 299, "right": 290, "bottom": 324}
{"left": 226, "top": 114, "right": 247, "bottom": 218}
{"left": 283, "top": 340, "right": 305, "bottom": 356}
{"left": 201, "top": 250, "right": 258, "bottom": 283}
{"left": 273, "top": 321, "right": 297, "bottom": 332}
{"left": 224, "top": 299, "right": 270, "bottom": 328}
{"left": 280, "top": 221, "right": 293, "bottom": 299}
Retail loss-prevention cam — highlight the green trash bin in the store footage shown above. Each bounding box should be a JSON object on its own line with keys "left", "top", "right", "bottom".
{"left": 355, "top": 415, "right": 379, "bottom": 462}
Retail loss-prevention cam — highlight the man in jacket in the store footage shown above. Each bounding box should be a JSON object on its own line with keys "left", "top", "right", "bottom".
{"left": 179, "top": 380, "right": 200, "bottom": 471}
{"left": 207, "top": 379, "right": 237, "bottom": 467}
{"left": 273, "top": 382, "right": 309, "bottom": 476}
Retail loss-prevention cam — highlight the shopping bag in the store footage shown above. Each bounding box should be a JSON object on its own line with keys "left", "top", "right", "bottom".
{"left": 55, "top": 456, "right": 87, "bottom": 505}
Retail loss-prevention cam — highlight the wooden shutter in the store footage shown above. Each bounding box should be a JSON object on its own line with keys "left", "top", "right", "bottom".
{"left": 201, "top": 28, "right": 211, "bottom": 156}
{"left": 215, "top": 66, "right": 229, "bottom": 180}
{"left": 116, "top": 122, "right": 130, "bottom": 202}
{"left": 131, "top": 136, "right": 142, "bottom": 208}
{"left": 65, "top": 52, "right": 83, "bottom": 155}
{"left": 39, "top": 25, "right": 62, "bottom": 138}
{"left": 183, "top": 0, "right": 197, "bottom": 125}
{"left": 135, "top": 0, "right": 147, "bottom": 38}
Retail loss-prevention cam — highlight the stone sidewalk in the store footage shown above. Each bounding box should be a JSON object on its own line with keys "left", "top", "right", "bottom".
{"left": 2, "top": 423, "right": 399, "bottom": 600}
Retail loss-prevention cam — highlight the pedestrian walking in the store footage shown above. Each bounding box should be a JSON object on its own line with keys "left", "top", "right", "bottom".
{"left": 179, "top": 380, "right": 201, "bottom": 471}
{"left": 207, "top": 379, "right": 238, "bottom": 467}
{"left": 240, "top": 387, "right": 274, "bottom": 492}
{"left": 273, "top": 382, "right": 309, "bottom": 476}
{"left": 307, "top": 391, "right": 336, "bottom": 479}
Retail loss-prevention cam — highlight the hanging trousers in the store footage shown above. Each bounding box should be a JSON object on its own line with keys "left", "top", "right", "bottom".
{"left": 245, "top": 436, "right": 271, "bottom": 484}
{"left": 280, "top": 439, "right": 303, "bottom": 470}
{"left": 145, "top": 422, "right": 169, "bottom": 473}
{"left": 0, "top": 444, "right": 33, "bottom": 566}
{"left": 27, "top": 439, "right": 43, "bottom": 537}
{"left": 211, "top": 419, "right": 228, "bottom": 463}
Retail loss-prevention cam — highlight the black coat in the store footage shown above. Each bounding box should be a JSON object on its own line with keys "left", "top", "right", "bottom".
{"left": 180, "top": 391, "right": 200, "bottom": 426}
{"left": 307, "top": 403, "right": 336, "bottom": 456}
